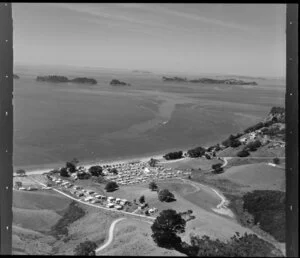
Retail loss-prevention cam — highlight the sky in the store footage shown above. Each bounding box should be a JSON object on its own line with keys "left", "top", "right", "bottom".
{"left": 12, "top": 3, "right": 286, "bottom": 77}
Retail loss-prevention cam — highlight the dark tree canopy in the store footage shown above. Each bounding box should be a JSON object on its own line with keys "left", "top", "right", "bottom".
{"left": 60, "top": 167, "right": 70, "bottom": 177}
{"left": 74, "top": 240, "right": 97, "bottom": 256}
{"left": 187, "top": 146, "right": 206, "bottom": 158}
{"left": 105, "top": 181, "right": 119, "bottom": 192}
{"left": 139, "top": 195, "right": 145, "bottom": 204}
{"left": 158, "top": 189, "right": 175, "bottom": 202}
{"left": 89, "top": 166, "right": 103, "bottom": 177}
{"left": 151, "top": 209, "right": 186, "bottom": 248}
{"left": 110, "top": 168, "right": 118, "bottom": 175}
{"left": 163, "top": 151, "right": 183, "bottom": 160}
{"left": 149, "top": 181, "right": 158, "bottom": 191}
{"left": 66, "top": 162, "right": 77, "bottom": 173}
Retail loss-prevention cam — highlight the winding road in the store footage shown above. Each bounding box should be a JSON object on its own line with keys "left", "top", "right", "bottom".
{"left": 96, "top": 218, "right": 126, "bottom": 254}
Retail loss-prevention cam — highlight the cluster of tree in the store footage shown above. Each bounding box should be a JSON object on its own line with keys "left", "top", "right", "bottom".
{"left": 244, "top": 122, "right": 265, "bottom": 134}
{"left": 243, "top": 190, "right": 285, "bottom": 242}
{"left": 104, "top": 181, "right": 119, "bottom": 192}
{"left": 149, "top": 181, "right": 158, "bottom": 191}
{"left": 163, "top": 151, "right": 183, "bottom": 160}
{"left": 110, "top": 79, "right": 131, "bottom": 86}
{"left": 158, "top": 189, "right": 175, "bottom": 202}
{"left": 36, "top": 75, "right": 97, "bottom": 84}
{"left": 88, "top": 165, "right": 103, "bottom": 177}
{"left": 243, "top": 140, "right": 262, "bottom": 152}
{"left": 187, "top": 146, "right": 206, "bottom": 158}
{"left": 74, "top": 240, "right": 97, "bottom": 256}
{"left": 211, "top": 163, "right": 224, "bottom": 174}
{"left": 151, "top": 209, "right": 280, "bottom": 257}
{"left": 222, "top": 134, "right": 243, "bottom": 148}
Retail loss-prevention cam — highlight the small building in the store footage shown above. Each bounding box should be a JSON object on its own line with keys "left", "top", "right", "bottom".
{"left": 115, "top": 205, "right": 123, "bottom": 210}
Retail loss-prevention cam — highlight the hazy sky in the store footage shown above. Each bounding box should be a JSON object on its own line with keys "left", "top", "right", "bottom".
{"left": 13, "top": 3, "right": 286, "bottom": 77}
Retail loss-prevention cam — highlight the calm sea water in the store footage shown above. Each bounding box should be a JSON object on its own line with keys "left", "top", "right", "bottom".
{"left": 13, "top": 65, "right": 285, "bottom": 171}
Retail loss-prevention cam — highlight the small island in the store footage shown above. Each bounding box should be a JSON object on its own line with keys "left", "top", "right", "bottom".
{"left": 162, "top": 76, "right": 257, "bottom": 85}
{"left": 70, "top": 77, "right": 97, "bottom": 85}
{"left": 37, "top": 75, "right": 69, "bottom": 83}
{"left": 13, "top": 74, "right": 20, "bottom": 79}
{"left": 36, "top": 75, "right": 97, "bottom": 84}
{"left": 110, "top": 79, "right": 131, "bottom": 86}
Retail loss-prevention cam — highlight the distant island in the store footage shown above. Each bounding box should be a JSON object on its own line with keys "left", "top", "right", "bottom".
{"left": 69, "top": 77, "right": 97, "bottom": 85}
{"left": 36, "top": 75, "right": 97, "bottom": 84}
{"left": 13, "top": 74, "right": 20, "bottom": 79}
{"left": 132, "top": 70, "right": 152, "bottom": 74}
{"left": 162, "top": 76, "right": 258, "bottom": 85}
{"left": 110, "top": 79, "right": 131, "bottom": 86}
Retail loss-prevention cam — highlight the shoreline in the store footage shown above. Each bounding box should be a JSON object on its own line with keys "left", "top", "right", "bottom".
{"left": 15, "top": 139, "right": 221, "bottom": 176}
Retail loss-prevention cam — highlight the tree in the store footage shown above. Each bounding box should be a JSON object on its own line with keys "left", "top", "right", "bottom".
{"left": 110, "top": 168, "right": 118, "bottom": 175}
{"left": 16, "top": 169, "right": 26, "bottom": 177}
{"left": 105, "top": 181, "right": 119, "bottom": 192}
{"left": 139, "top": 195, "right": 145, "bottom": 204}
{"left": 149, "top": 181, "right": 158, "bottom": 191}
{"left": 60, "top": 167, "right": 70, "bottom": 177}
{"left": 74, "top": 240, "right": 97, "bottom": 256}
{"left": 187, "top": 146, "right": 206, "bottom": 158}
{"left": 66, "top": 161, "right": 77, "bottom": 173}
{"left": 151, "top": 209, "right": 186, "bottom": 249}
{"left": 273, "top": 157, "right": 280, "bottom": 165}
{"left": 149, "top": 158, "right": 159, "bottom": 167}
{"left": 15, "top": 181, "right": 22, "bottom": 189}
{"left": 244, "top": 140, "right": 262, "bottom": 152}
{"left": 89, "top": 166, "right": 103, "bottom": 177}
{"left": 163, "top": 151, "right": 183, "bottom": 160}
{"left": 158, "top": 189, "right": 175, "bottom": 202}
{"left": 211, "top": 163, "right": 224, "bottom": 174}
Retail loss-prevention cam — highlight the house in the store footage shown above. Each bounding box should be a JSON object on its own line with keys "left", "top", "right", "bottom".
{"left": 115, "top": 205, "right": 123, "bottom": 210}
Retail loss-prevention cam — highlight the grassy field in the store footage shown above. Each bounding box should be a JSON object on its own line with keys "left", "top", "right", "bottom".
{"left": 218, "top": 163, "right": 285, "bottom": 192}
{"left": 101, "top": 218, "right": 184, "bottom": 256}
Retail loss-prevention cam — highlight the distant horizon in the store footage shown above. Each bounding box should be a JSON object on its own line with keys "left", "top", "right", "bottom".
{"left": 14, "top": 62, "right": 285, "bottom": 80}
